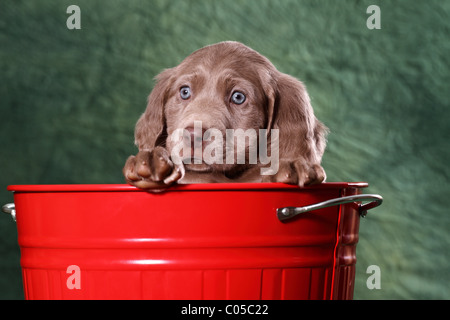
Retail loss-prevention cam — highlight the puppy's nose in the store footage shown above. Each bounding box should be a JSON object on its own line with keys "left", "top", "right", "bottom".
{"left": 183, "top": 126, "right": 205, "bottom": 147}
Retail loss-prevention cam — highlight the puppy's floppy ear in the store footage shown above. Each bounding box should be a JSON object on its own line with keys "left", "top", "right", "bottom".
{"left": 135, "top": 68, "right": 174, "bottom": 150}
{"left": 267, "top": 72, "right": 328, "bottom": 164}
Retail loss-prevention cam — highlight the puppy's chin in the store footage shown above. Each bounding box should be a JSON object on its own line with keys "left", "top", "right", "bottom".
{"left": 183, "top": 160, "right": 239, "bottom": 174}
{"left": 183, "top": 161, "right": 213, "bottom": 173}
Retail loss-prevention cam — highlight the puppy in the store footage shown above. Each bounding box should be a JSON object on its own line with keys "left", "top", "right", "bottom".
{"left": 123, "top": 41, "right": 328, "bottom": 191}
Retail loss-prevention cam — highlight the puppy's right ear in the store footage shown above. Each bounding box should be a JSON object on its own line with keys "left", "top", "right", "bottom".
{"left": 135, "top": 68, "right": 174, "bottom": 150}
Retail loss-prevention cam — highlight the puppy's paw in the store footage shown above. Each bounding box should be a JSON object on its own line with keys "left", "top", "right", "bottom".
{"left": 262, "top": 160, "right": 326, "bottom": 187}
{"left": 123, "top": 146, "right": 183, "bottom": 192}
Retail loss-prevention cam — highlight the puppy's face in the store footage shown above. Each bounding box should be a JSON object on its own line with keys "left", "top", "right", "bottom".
{"left": 133, "top": 41, "right": 327, "bottom": 186}
{"left": 163, "top": 44, "right": 271, "bottom": 174}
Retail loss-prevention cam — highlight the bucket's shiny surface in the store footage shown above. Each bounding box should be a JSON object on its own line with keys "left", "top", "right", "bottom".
{"left": 7, "top": 182, "right": 368, "bottom": 300}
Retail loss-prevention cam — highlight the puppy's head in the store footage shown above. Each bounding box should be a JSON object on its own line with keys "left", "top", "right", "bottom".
{"left": 135, "top": 41, "right": 327, "bottom": 177}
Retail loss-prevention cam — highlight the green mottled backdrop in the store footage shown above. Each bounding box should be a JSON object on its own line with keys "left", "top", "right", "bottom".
{"left": 1, "top": 0, "right": 449, "bottom": 299}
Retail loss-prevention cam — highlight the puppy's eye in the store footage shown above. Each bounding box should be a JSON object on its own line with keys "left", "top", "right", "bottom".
{"left": 180, "top": 86, "right": 191, "bottom": 100}
{"left": 231, "top": 91, "right": 246, "bottom": 105}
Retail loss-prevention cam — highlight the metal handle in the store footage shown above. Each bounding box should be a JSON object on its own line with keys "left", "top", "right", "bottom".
{"left": 277, "top": 194, "right": 383, "bottom": 222}
{"left": 2, "top": 203, "right": 16, "bottom": 222}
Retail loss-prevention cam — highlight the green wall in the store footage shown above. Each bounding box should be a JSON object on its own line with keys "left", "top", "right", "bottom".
{"left": 1, "top": 0, "right": 449, "bottom": 299}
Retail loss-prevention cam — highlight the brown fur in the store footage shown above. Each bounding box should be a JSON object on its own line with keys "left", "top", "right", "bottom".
{"left": 123, "top": 41, "right": 328, "bottom": 191}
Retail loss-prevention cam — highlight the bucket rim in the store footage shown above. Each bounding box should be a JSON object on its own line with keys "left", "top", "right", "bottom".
{"left": 6, "top": 182, "right": 368, "bottom": 193}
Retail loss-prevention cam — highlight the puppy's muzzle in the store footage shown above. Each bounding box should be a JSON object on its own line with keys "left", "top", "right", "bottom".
{"left": 182, "top": 126, "right": 216, "bottom": 162}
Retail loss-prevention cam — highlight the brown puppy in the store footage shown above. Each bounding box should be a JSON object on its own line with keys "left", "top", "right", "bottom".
{"left": 123, "top": 41, "right": 328, "bottom": 191}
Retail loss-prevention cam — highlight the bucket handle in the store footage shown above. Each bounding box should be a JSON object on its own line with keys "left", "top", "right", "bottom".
{"left": 4, "top": 194, "right": 382, "bottom": 224}
{"left": 277, "top": 194, "right": 383, "bottom": 222}
{"left": 2, "top": 203, "right": 16, "bottom": 222}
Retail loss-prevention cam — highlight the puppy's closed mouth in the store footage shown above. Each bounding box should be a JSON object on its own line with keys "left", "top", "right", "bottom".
{"left": 183, "top": 159, "right": 212, "bottom": 172}
{"left": 182, "top": 157, "right": 203, "bottom": 164}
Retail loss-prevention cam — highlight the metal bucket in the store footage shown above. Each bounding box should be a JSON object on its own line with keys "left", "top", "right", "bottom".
{"left": 3, "top": 182, "right": 381, "bottom": 300}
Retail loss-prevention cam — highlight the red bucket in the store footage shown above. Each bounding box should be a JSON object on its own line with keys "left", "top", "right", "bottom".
{"left": 3, "top": 182, "right": 381, "bottom": 300}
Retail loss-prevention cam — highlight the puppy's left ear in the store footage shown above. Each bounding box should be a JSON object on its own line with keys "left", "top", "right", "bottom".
{"left": 266, "top": 73, "right": 328, "bottom": 164}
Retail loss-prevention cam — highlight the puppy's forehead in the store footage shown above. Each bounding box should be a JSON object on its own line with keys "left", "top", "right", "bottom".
{"left": 178, "top": 42, "right": 272, "bottom": 76}
{"left": 176, "top": 58, "right": 261, "bottom": 87}
{"left": 178, "top": 66, "right": 249, "bottom": 83}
